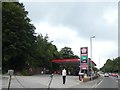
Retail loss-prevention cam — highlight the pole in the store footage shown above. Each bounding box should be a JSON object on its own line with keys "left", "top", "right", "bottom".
{"left": 99, "top": 58, "right": 100, "bottom": 70}
{"left": 90, "top": 36, "right": 95, "bottom": 80}
{"left": 90, "top": 37, "right": 92, "bottom": 80}
{"left": 8, "top": 75, "right": 11, "bottom": 90}
{"left": 48, "top": 74, "right": 53, "bottom": 89}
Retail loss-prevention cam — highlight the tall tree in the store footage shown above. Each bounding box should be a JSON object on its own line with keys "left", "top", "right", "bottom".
{"left": 2, "top": 2, "right": 36, "bottom": 73}
{"left": 100, "top": 57, "right": 120, "bottom": 73}
{"left": 59, "top": 47, "right": 79, "bottom": 59}
{"left": 34, "top": 34, "right": 59, "bottom": 69}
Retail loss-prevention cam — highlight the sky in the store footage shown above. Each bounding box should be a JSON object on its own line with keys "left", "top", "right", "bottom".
{"left": 19, "top": 0, "right": 119, "bottom": 68}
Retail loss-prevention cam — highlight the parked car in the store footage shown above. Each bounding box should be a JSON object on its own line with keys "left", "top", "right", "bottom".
{"left": 111, "top": 73, "right": 118, "bottom": 78}
{"left": 54, "top": 70, "right": 61, "bottom": 74}
{"left": 104, "top": 73, "right": 109, "bottom": 77}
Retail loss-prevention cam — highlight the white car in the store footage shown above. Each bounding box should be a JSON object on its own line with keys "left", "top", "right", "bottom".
{"left": 104, "top": 73, "right": 109, "bottom": 77}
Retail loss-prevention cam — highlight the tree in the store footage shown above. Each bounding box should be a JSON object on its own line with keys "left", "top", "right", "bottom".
{"left": 2, "top": 2, "right": 36, "bottom": 73}
{"left": 34, "top": 34, "right": 59, "bottom": 69}
{"left": 101, "top": 57, "right": 120, "bottom": 73}
{"left": 59, "top": 47, "right": 79, "bottom": 59}
{"left": 93, "top": 67, "right": 99, "bottom": 72}
{"left": 2, "top": 2, "right": 80, "bottom": 74}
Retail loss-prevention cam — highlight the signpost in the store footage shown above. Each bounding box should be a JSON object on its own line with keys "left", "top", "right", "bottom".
{"left": 80, "top": 47, "right": 88, "bottom": 64}
{"left": 79, "top": 47, "right": 88, "bottom": 81}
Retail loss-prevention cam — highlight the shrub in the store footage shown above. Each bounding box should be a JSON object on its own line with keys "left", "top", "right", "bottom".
{"left": 21, "top": 70, "right": 28, "bottom": 76}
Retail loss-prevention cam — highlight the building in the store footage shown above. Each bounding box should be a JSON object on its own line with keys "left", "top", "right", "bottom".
{"left": 51, "top": 58, "right": 96, "bottom": 76}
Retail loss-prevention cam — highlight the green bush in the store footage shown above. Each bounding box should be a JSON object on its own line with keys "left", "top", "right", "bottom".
{"left": 21, "top": 70, "right": 28, "bottom": 76}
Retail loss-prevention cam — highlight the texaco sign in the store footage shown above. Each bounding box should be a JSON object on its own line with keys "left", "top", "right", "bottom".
{"left": 80, "top": 47, "right": 88, "bottom": 64}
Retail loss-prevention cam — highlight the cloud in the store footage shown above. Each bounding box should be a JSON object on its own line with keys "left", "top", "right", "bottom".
{"left": 103, "top": 10, "right": 117, "bottom": 25}
{"left": 21, "top": 2, "right": 118, "bottom": 68}
{"left": 24, "top": 2, "right": 118, "bottom": 41}
{"left": 34, "top": 22, "right": 78, "bottom": 50}
{"left": 103, "top": 5, "right": 118, "bottom": 25}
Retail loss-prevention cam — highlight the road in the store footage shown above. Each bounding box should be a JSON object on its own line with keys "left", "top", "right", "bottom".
{"left": 94, "top": 76, "right": 118, "bottom": 88}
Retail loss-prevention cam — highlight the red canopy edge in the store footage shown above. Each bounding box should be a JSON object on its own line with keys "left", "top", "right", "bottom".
{"left": 51, "top": 58, "right": 80, "bottom": 63}
{"left": 51, "top": 58, "right": 96, "bottom": 66}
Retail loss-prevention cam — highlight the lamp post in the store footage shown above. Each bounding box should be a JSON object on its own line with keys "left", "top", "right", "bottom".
{"left": 99, "top": 57, "right": 101, "bottom": 70}
{"left": 90, "top": 36, "right": 95, "bottom": 80}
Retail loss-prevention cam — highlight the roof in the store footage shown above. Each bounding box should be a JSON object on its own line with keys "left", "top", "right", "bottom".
{"left": 51, "top": 58, "right": 80, "bottom": 63}
{"left": 51, "top": 58, "right": 96, "bottom": 66}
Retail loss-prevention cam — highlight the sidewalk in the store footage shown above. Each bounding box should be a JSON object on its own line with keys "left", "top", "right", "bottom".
{"left": 50, "top": 75, "right": 80, "bottom": 88}
{"left": 70, "top": 75, "right": 103, "bottom": 88}
{"left": 2, "top": 75, "right": 49, "bottom": 88}
{"left": 2, "top": 74, "right": 103, "bottom": 88}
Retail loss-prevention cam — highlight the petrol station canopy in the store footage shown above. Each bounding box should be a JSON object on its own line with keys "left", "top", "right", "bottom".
{"left": 51, "top": 58, "right": 96, "bottom": 66}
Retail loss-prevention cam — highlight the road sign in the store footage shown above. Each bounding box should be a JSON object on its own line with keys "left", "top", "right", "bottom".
{"left": 81, "top": 56, "right": 88, "bottom": 63}
{"left": 80, "top": 63, "right": 88, "bottom": 70}
{"left": 80, "top": 47, "right": 88, "bottom": 64}
{"left": 81, "top": 47, "right": 88, "bottom": 55}
{"left": 81, "top": 56, "right": 87, "bottom": 59}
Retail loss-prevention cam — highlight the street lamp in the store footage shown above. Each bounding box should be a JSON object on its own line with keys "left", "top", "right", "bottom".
{"left": 90, "top": 36, "right": 95, "bottom": 80}
{"left": 99, "top": 57, "right": 101, "bottom": 70}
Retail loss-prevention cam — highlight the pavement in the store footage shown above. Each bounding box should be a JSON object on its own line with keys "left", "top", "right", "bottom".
{"left": 71, "top": 75, "right": 103, "bottom": 88}
{"left": 2, "top": 74, "right": 49, "bottom": 88}
{"left": 2, "top": 74, "right": 103, "bottom": 89}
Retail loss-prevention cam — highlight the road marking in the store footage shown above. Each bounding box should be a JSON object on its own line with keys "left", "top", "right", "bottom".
{"left": 94, "top": 78, "right": 104, "bottom": 88}
{"left": 91, "top": 82, "right": 98, "bottom": 88}
{"left": 92, "top": 77, "right": 104, "bottom": 88}
{"left": 110, "top": 76, "right": 118, "bottom": 83}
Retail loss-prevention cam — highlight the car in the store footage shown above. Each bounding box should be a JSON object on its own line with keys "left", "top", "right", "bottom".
{"left": 111, "top": 73, "right": 118, "bottom": 78}
{"left": 104, "top": 73, "right": 109, "bottom": 77}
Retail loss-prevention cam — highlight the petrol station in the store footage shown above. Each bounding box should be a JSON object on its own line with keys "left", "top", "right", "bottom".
{"left": 51, "top": 47, "right": 96, "bottom": 77}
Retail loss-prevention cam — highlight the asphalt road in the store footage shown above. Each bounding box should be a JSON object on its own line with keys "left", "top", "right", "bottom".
{"left": 95, "top": 76, "right": 118, "bottom": 88}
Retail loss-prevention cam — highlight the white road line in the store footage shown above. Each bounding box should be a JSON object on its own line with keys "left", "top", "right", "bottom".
{"left": 94, "top": 78, "right": 104, "bottom": 88}
{"left": 91, "top": 77, "right": 104, "bottom": 88}
{"left": 110, "top": 76, "right": 118, "bottom": 83}
{"left": 91, "top": 83, "right": 98, "bottom": 88}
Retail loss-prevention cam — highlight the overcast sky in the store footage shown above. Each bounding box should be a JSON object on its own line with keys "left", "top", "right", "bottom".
{"left": 19, "top": 0, "right": 118, "bottom": 68}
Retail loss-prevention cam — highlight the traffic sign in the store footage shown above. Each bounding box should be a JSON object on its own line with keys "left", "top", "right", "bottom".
{"left": 80, "top": 47, "right": 88, "bottom": 64}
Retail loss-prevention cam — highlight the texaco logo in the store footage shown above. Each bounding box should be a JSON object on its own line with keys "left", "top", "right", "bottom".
{"left": 81, "top": 48, "right": 87, "bottom": 54}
